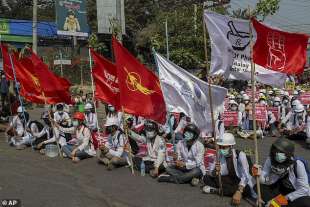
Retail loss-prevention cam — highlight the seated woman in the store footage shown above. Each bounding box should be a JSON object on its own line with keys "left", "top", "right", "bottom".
{"left": 58, "top": 112, "right": 96, "bottom": 163}
{"left": 158, "top": 123, "right": 205, "bottom": 185}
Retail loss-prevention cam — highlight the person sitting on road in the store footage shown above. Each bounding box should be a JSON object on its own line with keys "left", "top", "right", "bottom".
{"left": 97, "top": 117, "right": 128, "bottom": 170}
{"left": 59, "top": 112, "right": 96, "bottom": 163}
{"left": 54, "top": 103, "right": 72, "bottom": 142}
{"left": 129, "top": 120, "right": 166, "bottom": 177}
{"left": 84, "top": 103, "right": 98, "bottom": 132}
{"left": 202, "top": 133, "right": 255, "bottom": 206}
{"left": 105, "top": 104, "right": 122, "bottom": 129}
{"left": 158, "top": 123, "right": 204, "bottom": 185}
{"left": 253, "top": 138, "right": 310, "bottom": 207}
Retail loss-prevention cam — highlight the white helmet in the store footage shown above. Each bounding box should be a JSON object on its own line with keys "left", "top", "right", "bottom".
{"left": 283, "top": 91, "right": 289, "bottom": 97}
{"left": 293, "top": 90, "right": 299, "bottom": 95}
{"left": 229, "top": 95, "right": 235, "bottom": 100}
{"left": 217, "top": 133, "right": 236, "bottom": 146}
{"left": 295, "top": 104, "right": 304, "bottom": 113}
{"left": 84, "top": 103, "right": 93, "bottom": 110}
{"left": 105, "top": 117, "right": 119, "bottom": 127}
{"left": 229, "top": 100, "right": 238, "bottom": 106}
{"left": 243, "top": 94, "right": 250, "bottom": 101}
{"left": 274, "top": 97, "right": 281, "bottom": 102}
{"left": 240, "top": 91, "right": 245, "bottom": 95}
{"left": 292, "top": 100, "right": 301, "bottom": 108}
{"left": 17, "top": 106, "right": 25, "bottom": 113}
{"left": 267, "top": 111, "right": 273, "bottom": 116}
{"left": 268, "top": 90, "right": 273, "bottom": 95}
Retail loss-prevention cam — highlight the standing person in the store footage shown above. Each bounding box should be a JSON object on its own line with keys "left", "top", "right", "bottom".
{"left": 158, "top": 123, "right": 205, "bottom": 185}
{"left": 97, "top": 117, "right": 128, "bottom": 170}
{"left": 84, "top": 103, "right": 98, "bottom": 132}
{"left": 60, "top": 112, "right": 96, "bottom": 163}
{"left": 254, "top": 139, "right": 310, "bottom": 207}
{"left": 202, "top": 133, "right": 255, "bottom": 206}
{"left": 129, "top": 120, "right": 166, "bottom": 177}
{"left": 0, "top": 73, "right": 9, "bottom": 109}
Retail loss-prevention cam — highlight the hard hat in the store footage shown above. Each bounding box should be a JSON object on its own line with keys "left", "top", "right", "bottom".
{"left": 84, "top": 103, "right": 93, "bottom": 110}
{"left": 240, "top": 91, "right": 245, "bottom": 95}
{"left": 229, "top": 100, "right": 238, "bottom": 106}
{"left": 272, "top": 138, "right": 295, "bottom": 156}
{"left": 73, "top": 112, "right": 85, "bottom": 121}
{"left": 293, "top": 90, "right": 299, "bottom": 95}
{"left": 268, "top": 90, "right": 274, "bottom": 95}
{"left": 183, "top": 123, "right": 200, "bottom": 140}
{"left": 294, "top": 104, "right": 304, "bottom": 113}
{"left": 17, "top": 106, "right": 25, "bottom": 113}
{"left": 274, "top": 97, "right": 281, "bottom": 102}
{"left": 283, "top": 91, "right": 289, "bottom": 97}
{"left": 217, "top": 133, "right": 236, "bottom": 146}
{"left": 229, "top": 95, "right": 235, "bottom": 99}
{"left": 105, "top": 117, "right": 119, "bottom": 127}
{"left": 243, "top": 94, "right": 250, "bottom": 101}
{"left": 292, "top": 99, "right": 301, "bottom": 107}
{"left": 259, "top": 95, "right": 266, "bottom": 100}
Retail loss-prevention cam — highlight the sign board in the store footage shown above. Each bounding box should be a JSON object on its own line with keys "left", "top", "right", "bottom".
{"left": 54, "top": 59, "right": 71, "bottom": 65}
{"left": 97, "top": 0, "right": 125, "bottom": 34}
{"left": 223, "top": 111, "right": 238, "bottom": 127}
{"left": 256, "top": 104, "right": 267, "bottom": 123}
{"left": 0, "top": 19, "right": 9, "bottom": 34}
{"left": 55, "top": 0, "right": 89, "bottom": 37}
{"left": 300, "top": 92, "right": 310, "bottom": 105}
{"left": 267, "top": 107, "right": 279, "bottom": 121}
{"left": 204, "top": 148, "right": 217, "bottom": 172}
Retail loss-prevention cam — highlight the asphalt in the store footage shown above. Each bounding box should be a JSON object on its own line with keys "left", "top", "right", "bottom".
{"left": 1, "top": 108, "right": 310, "bottom": 207}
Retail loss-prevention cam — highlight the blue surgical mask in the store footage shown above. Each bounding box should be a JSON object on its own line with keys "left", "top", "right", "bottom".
{"left": 275, "top": 152, "right": 287, "bottom": 163}
{"left": 184, "top": 131, "right": 194, "bottom": 141}
{"left": 220, "top": 148, "right": 230, "bottom": 157}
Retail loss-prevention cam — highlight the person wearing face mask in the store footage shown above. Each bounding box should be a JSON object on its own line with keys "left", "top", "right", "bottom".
{"left": 97, "top": 117, "right": 128, "bottom": 170}
{"left": 129, "top": 120, "right": 166, "bottom": 177}
{"left": 266, "top": 111, "right": 278, "bottom": 137}
{"left": 106, "top": 104, "right": 122, "bottom": 129}
{"left": 53, "top": 103, "right": 71, "bottom": 142}
{"left": 241, "top": 95, "right": 252, "bottom": 130}
{"left": 84, "top": 103, "right": 98, "bottom": 132}
{"left": 202, "top": 133, "right": 255, "bottom": 206}
{"left": 229, "top": 100, "right": 243, "bottom": 128}
{"left": 254, "top": 138, "right": 310, "bottom": 207}
{"left": 281, "top": 100, "right": 302, "bottom": 132}
{"left": 59, "top": 112, "right": 96, "bottom": 163}
{"left": 285, "top": 104, "right": 307, "bottom": 141}
{"left": 258, "top": 95, "right": 267, "bottom": 106}
{"left": 280, "top": 94, "right": 291, "bottom": 123}
{"left": 268, "top": 90, "right": 275, "bottom": 106}
{"left": 158, "top": 124, "right": 204, "bottom": 185}
{"left": 6, "top": 106, "right": 30, "bottom": 148}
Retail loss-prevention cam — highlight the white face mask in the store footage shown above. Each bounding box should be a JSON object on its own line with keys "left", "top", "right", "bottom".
{"left": 73, "top": 120, "right": 79, "bottom": 127}
{"left": 231, "top": 106, "right": 238, "bottom": 111}
{"left": 274, "top": 102, "right": 280, "bottom": 107}
{"left": 146, "top": 131, "right": 156, "bottom": 138}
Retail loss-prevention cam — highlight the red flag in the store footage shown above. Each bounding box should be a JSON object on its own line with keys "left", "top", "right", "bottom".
{"left": 91, "top": 49, "right": 120, "bottom": 109}
{"left": 112, "top": 37, "right": 166, "bottom": 124}
{"left": 1, "top": 44, "right": 15, "bottom": 80}
{"left": 252, "top": 18, "right": 309, "bottom": 75}
{"left": 1, "top": 45, "right": 72, "bottom": 104}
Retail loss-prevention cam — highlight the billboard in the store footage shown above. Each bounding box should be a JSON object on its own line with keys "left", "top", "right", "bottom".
{"left": 56, "top": 0, "right": 89, "bottom": 37}
{"left": 97, "top": 0, "right": 125, "bottom": 34}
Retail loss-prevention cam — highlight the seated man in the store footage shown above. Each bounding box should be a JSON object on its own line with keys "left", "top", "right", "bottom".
{"left": 254, "top": 139, "right": 310, "bottom": 207}
{"left": 84, "top": 103, "right": 98, "bottom": 132}
{"left": 97, "top": 117, "right": 128, "bottom": 170}
{"left": 129, "top": 120, "right": 166, "bottom": 177}
{"left": 202, "top": 133, "right": 255, "bottom": 206}
{"left": 158, "top": 123, "right": 205, "bottom": 185}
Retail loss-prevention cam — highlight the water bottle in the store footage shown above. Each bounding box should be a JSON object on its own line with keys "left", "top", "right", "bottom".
{"left": 140, "top": 160, "right": 145, "bottom": 176}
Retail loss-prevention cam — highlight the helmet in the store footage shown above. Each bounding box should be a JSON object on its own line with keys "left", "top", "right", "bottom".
{"left": 217, "top": 133, "right": 236, "bottom": 146}
{"left": 105, "top": 117, "right": 119, "bottom": 127}
{"left": 84, "top": 103, "right": 93, "bottom": 110}
{"left": 292, "top": 99, "right": 301, "bottom": 108}
{"left": 268, "top": 90, "right": 274, "bottom": 95}
{"left": 183, "top": 123, "right": 200, "bottom": 140}
{"left": 144, "top": 120, "right": 158, "bottom": 132}
{"left": 243, "top": 94, "right": 250, "bottom": 101}
{"left": 240, "top": 91, "right": 245, "bottom": 95}
{"left": 229, "top": 95, "right": 235, "bottom": 100}
{"left": 56, "top": 103, "right": 64, "bottom": 111}
{"left": 259, "top": 95, "right": 266, "bottom": 100}
{"left": 283, "top": 91, "right": 289, "bottom": 97}
{"left": 271, "top": 138, "right": 295, "bottom": 156}
{"left": 17, "top": 106, "right": 25, "bottom": 113}
{"left": 274, "top": 97, "right": 281, "bottom": 102}
{"left": 229, "top": 100, "right": 238, "bottom": 106}
{"left": 294, "top": 104, "right": 304, "bottom": 113}
{"left": 73, "top": 112, "right": 85, "bottom": 121}
{"left": 293, "top": 90, "right": 299, "bottom": 95}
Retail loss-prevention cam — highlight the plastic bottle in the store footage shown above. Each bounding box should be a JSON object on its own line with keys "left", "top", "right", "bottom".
{"left": 140, "top": 160, "right": 145, "bottom": 176}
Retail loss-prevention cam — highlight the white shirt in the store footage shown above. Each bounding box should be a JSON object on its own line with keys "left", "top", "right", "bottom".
{"left": 105, "top": 130, "right": 127, "bottom": 158}
{"left": 54, "top": 111, "right": 71, "bottom": 126}
{"left": 176, "top": 139, "right": 206, "bottom": 175}
{"left": 260, "top": 157, "right": 310, "bottom": 201}
{"left": 85, "top": 112, "right": 98, "bottom": 130}
{"left": 10, "top": 115, "right": 24, "bottom": 136}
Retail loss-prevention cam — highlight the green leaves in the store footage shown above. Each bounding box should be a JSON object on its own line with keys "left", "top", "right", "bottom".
{"left": 255, "top": 0, "right": 281, "bottom": 21}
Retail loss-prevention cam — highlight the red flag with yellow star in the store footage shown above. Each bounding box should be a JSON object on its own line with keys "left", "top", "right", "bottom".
{"left": 112, "top": 37, "right": 166, "bottom": 124}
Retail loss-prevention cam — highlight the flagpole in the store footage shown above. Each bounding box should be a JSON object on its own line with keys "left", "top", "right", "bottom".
{"left": 165, "top": 18, "right": 169, "bottom": 60}
{"left": 59, "top": 49, "right": 63, "bottom": 77}
{"left": 121, "top": 106, "right": 135, "bottom": 175}
{"left": 203, "top": 5, "right": 223, "bottom": 196}
{"left": 249, "top": 8, "right": 262, "bottom": 207}
{"left": 88, "top": 47, "right": 100, "bottom": 132}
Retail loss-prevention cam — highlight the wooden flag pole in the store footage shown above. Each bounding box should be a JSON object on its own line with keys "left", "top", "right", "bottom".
{"left": 203, "top": 5, "right": 223, "bottom": 197}
{"left": 249, "top": 7, "right": 262, "bottom": 207}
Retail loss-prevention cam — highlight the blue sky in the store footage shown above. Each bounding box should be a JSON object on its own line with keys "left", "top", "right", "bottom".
{"left": 230, "top": 0, "right": 310, "bottom": 35}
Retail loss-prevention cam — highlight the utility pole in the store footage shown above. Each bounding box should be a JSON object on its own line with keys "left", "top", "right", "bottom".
{"left": 165, "top": 18, "right": 169, "bottom": 60}
{"left": 32, "top": 0, "right": 38, "bottom": 54}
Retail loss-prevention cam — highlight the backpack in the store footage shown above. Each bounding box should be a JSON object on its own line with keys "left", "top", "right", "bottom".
{"left": 294, "top": 157, "right": 310, "bottom": 184}
{"left": 236, "top": 149, "right": 254, "bottom": 176}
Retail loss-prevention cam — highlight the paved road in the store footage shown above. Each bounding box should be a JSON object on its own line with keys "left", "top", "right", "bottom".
{"left": 1, "top": 108, "right": 309, "bottom": 207}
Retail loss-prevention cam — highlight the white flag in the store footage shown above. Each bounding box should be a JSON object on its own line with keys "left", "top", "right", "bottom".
{"left": 204, "top": 11, "right": 287, "bottom": 87}
{"left": 155, "top": 52, "right": 227, "bottom": 133}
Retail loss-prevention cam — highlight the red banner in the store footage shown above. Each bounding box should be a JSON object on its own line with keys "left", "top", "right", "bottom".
{"left": 223, "top": 111, "right": 238, "bottom": 127}
{"left": 267, "top": 107, "right": 279, "bottom": 121}
{"left": 256, "top": 104, "right": 267, "bottom": 123}
{"left": 299, "top": 92, "right": 310, "bottom": 105}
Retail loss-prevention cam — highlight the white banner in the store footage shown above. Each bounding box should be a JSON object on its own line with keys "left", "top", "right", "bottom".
{"left": 204, "top": 11, "right": 287, "bottom": 87}
{"left": 155, "top": 52, "right": 227, "bottom": 133}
